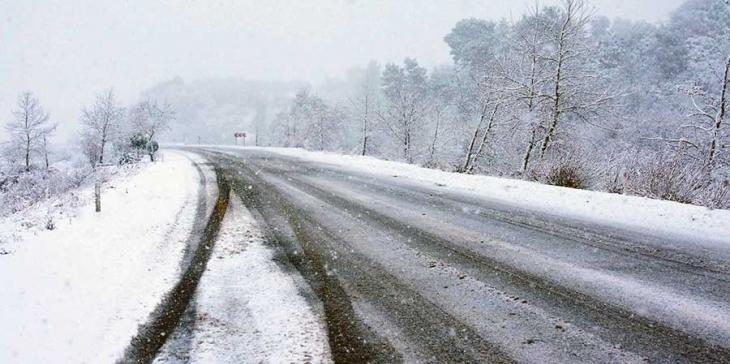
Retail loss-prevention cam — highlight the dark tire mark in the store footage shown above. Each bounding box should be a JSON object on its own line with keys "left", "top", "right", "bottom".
{"left": 119, "top": 167, "right": 230, "bottom": 364}
{"left": 216, "top": 156, "right": 512, "bottom": 363}
{"left": 243, "top": 150, "right": 730, "bottom": 278}
{"left": 279, "top": 172, "right": 730, "bottom": 363}
{"left": 221, "top": 167, "right": 400, "bottom": 363}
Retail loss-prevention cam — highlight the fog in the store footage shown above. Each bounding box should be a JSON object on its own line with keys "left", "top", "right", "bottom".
{"left": 1, "top": 0, "right": 683, "bottom": 141}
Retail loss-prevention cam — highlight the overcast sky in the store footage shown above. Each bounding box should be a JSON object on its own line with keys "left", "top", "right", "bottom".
{"left": 1, "top": 0, "right": 684, "bottom": 141}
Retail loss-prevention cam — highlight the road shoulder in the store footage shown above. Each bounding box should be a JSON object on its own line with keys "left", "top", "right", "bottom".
{"left": 154, "top": 192, "right": 332, "bottom": 363}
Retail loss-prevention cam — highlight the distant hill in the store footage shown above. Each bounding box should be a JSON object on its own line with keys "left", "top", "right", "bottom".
{"left": 141, "top": 77, "right": 305, "bottom": 145}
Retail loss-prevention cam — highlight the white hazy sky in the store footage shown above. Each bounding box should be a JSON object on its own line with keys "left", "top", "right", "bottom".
{"left": 1, "top": 0, "right": 683, "bottom": 140}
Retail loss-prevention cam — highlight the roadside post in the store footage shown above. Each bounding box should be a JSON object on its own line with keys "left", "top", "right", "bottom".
{"left": 234, "top": 132, "right": 247, "bottom": 146}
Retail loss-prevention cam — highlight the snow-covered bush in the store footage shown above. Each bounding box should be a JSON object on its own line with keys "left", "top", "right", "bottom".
{"left": 698, "top": 179, "right": 730, "bottom": 210}
{"left": 545, "top": 163, "right": 590, "bottom": 189}
{"left": 0, "top": 162, "right": 92, "bottom": 217}
{"left": 619, "top": 152, "right": 729, "bottom": 208}
{"left": 529, "top": 154, "right": 595, "bottom": 190}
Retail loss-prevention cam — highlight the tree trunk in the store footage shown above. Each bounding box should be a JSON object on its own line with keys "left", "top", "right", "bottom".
{"left": 540, "top": 52, "right": 565, "bottom": 159}
{"left": 467, "top": 104, "right": 500, "bottom": 173}
{"left": 461, "top": 103, "right": 491, "bottom": 173}
{"left": 99, "top": 137, "right": 106, "bottom": 164}
{"left": 404, "top": 130, "right": 412, "bottom": 163}
{"left": 94, "top": 180, "right": 101, "bottom": 213}
{"left": 361, "top": 94, "right": 369, "bottom": 156}
{"left": 706, "top": 56, "right": 730, "bottom": 170}
{"left": 521, "top": 53, "right": 540, "bottom": 173}
{"left": 522, "top": 128, "right": 538, "bottom": 173}
{"left": 25, "top": 139, "right": 31, "bottom": 172}
{"left": 461, "top": 124, "right": 480, "bottom": 172}
{"left": 44, "top": 136, "right": 50, "bottom": 170}
{"left": 428, "top": 112, "right": 442, "bottom": 165}
{"left": 540, "top": 10, "right": 570, "bottom": 160}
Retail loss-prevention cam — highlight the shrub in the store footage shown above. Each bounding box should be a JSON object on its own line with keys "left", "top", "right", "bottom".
{"left": 532, "top": 154, "right": 593, "bottom": 190}
{"left": 0, "top": 164, "right": 92, "bottom": 217}
{"left": 546, "top": 163, "right": 588, "bottom": 189}
{"left": 701, "top": 179, "right": 730, "bottom": 210}
{"left": 622, "top": 153, "right": 705, "bottom": 204}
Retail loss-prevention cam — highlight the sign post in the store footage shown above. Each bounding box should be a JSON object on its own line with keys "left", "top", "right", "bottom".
{"left": 234, "top": 132, "right": 247, "bottom": 146}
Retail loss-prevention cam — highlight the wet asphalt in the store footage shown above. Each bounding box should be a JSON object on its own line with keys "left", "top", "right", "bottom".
{"left": 158, "top": 148, "right": 730, "bottom": 364}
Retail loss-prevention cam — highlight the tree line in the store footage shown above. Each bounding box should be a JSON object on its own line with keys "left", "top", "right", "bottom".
{"left": 2, "top": 89, "right": 174, "bottom": 215}
{"left": 267, "top": 0, "right": 729, "bottom": 208}
{"left": 3, "top": 89, "right": 173, "bottom": 173}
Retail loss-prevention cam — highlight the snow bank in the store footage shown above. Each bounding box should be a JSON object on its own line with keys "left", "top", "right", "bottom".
{"left": 207, "top": 146, "right": 730, "bottom": 247}
{"left": 0, "top": 151, "right": 210, "bottom": 363}
{"left": 155, "top": 194, "right": 331, "bottom": 363}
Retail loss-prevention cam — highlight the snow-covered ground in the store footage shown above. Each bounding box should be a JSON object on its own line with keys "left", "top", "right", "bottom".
{"left": 155, "top": 194, "right": 332, "bottom": 363}
{"left": 0, "top": 151, "right": 214, "bottom": 363}
{"left": 204, "top": 145, "right": 730, "bottom": 248}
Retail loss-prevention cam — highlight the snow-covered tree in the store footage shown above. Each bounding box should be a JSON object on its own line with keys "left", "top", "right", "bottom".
{"left": 379, "top": 58, "right": 431, "bottom": 163}
{"left": 349, "top": 61, "right": 382, "bottom": 156}
{"left": 445, "top": 19, "right": 511, "bottom": 173}
{"left": 129, "top": 100, "right": 174, "bottom": 161}
{"left": 502, "top": 5, "right": 552, "bottom": 172}
{"left": 80, "top": 89, "right": 125, "bottom": 166}
{"left": 537, "top": 0, "right": 617, "bottom": 159}
{"left": 5, "top": 91, "right": 56, "bottom": 172}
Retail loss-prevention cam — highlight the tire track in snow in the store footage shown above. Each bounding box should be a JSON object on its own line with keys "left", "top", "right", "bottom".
{"left": 154, "top": 192, "right": 331, "bottom": 363}
{"left": 119, "top": 163, "right": 230, "bottom": 364}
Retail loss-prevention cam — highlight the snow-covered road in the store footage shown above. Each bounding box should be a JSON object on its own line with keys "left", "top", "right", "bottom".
{"left": 187, "top": 146, "right": 730, "bottom": 364}
{"left": 154, "top": 194, "right": 331, "bottom": 363}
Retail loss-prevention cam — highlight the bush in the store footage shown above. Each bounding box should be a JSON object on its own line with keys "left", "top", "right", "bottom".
{"left": 622, "top": 154, "right": 705, "bottom": 204}
{"left": 532, "top": 155, "right": 593, "bottom": 190}
{"left": 701, "top": 179, "right": 730, "bottom": 210}
{"left": 546, "top": 163, "right": 588, "bottom": 189}
{"left": 0, "top": 164, "right": 92, "bottom": 217}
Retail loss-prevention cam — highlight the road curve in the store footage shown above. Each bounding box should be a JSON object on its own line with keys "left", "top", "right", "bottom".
{"left": 188, "top": 147, "right": 730, "bottom": 364}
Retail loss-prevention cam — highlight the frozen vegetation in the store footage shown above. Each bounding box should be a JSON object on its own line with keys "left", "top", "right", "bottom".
{"left": 147, "top": 0, "right": 730, "bottom": 209}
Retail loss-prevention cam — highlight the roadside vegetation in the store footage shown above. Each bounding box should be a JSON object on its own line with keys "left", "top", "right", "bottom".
{"left": 148, "top": 0, "right": 729, "bottom": 209}
{"left": 261, "top": 0, "right": 729, "bottom": 208}
{"left": 1, "top": 89, "right": 174, "bottom": 217}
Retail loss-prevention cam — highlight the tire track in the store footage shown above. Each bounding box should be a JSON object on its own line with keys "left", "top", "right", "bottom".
{"left": 216, "top": 155, "right": 512, "bottom": 363}
{"left": 119, "top": 166, "right": 230, "bottom": 364}
{"left": 202, "top": 149, "right": 730, "bottom": 363}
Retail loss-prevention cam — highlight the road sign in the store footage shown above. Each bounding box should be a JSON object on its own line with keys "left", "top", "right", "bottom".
{"left": 234, "top": 132, "right": 247, "bottom": 146}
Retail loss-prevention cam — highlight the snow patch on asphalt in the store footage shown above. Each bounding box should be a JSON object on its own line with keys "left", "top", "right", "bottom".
{"left": 0, "top": 151, "right": 208, "bottom": 363}
{"left": 154, "top": 194, "right": 332, "bottom": 363}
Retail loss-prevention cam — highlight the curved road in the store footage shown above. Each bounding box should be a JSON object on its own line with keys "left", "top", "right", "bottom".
{"left": 186, "top": 147, "right": 730, "bottom": 364}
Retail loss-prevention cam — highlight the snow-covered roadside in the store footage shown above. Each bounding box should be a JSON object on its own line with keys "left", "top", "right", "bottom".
{"left": 155, "top": 194, "right": 332, "bottom": 364}
{"left": 205, "top": 145, "right": 730, "bottom": 247}
{"left": 0, "top": 151, "right": 213, "bottom": 363}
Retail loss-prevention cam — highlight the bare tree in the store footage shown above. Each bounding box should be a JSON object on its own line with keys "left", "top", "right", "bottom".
{"left": 80, "top": 89, "right": 124, "bottom": 213}
{"left": 130, "top": 99, "right": 174, "bottom": 161}
{"left": 676, "top": 56, "right": 730, "bottom": 172}
{"left": 350, "top": 61, "right": 381, "bottom": 156}
{"left": 455, "top": 66, "right": 509, "bottom": 173}
{"left": 5, "top": 91, "right": 56, "bottom": 172}
{"left": 458, "top": 83, "right": 501, "bottom": 173}
{"left": 502, "top": 3, "right": 551, "bottom": 172}
{"left": 537, "top": 0, "right": 616, "bottom": 159}
{"left": 705, "top": 56, "right": 729, "bottom": 170}
{"left": 80, "top": 89, "right": 125, "bottom": 166}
